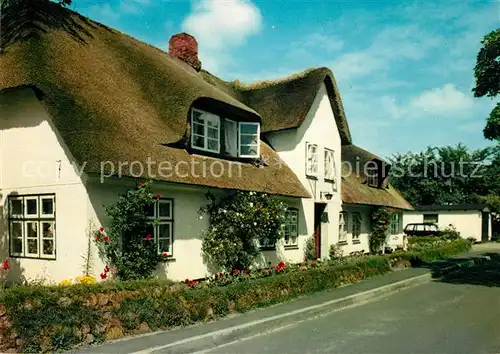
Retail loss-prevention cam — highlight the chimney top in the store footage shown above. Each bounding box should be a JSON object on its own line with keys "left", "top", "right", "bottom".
{"left": 169, "top": 33, "right": 202, "bottom": 71}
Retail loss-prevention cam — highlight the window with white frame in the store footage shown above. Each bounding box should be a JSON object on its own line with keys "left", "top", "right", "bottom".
{"left": 390, "top": 212, "right": 401, "bottom": 235}
{"left": 352, "top": 212, "right": 361, "bottom": 240}
{"left": 339, "top": 212, "right": 348, "bottom": 242}
{"left": 366, "top": 162, "right": 379, "bottom": 187}
{"left": 324, "top": 148, "right": 336, "bottom": 181}
{"left": 283, "top": 208, "right": 299, "bottom": 247}
{"left": 238, "top": 122, "right": 260, "bottom": 158}
{"left": 8, "top": 194, "right": 56, "bottom": 259}
{"left": 306, "top": 143, "right": 318, "bottom": 177}
{"left": 191, "top": 109, "right": 220, "bottom": 153}
{"left": 145, "top": 199, "right": 174, "bottom": 255}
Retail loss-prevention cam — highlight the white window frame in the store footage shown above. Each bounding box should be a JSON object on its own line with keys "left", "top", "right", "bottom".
{"left": 8, "top": 194, "right": 56, "bottom": 260}
{"left": 324, "top": 148, "right": 336, "bottom": 182}
{"left": 191, "top": 108, "right": 221, "bottom": 153}
{"left": 238, "top": 122, "right": 260, "bottom": 158}
{"left": 339, "top": 212, "right": 348, "bottom": 242}
{"left": 366, "top": 165, "right": 379, "bottom": 187}
{"left": 306, "top": 143, "right": 319, "bottom": 178}
{"left": 147, "top": 198, "right": 174, "bottom": 255}
{"left": 390, "top": 212, "right": 401, "bottom": 235}
{"left": 283, "top": 208, "right": 299, "bottom": 248}
{"left": 352, "top": 212, "right": 362, "bottom": 240}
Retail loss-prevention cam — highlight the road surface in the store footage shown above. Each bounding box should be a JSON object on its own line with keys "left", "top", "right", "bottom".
{"left": 198, "top": 280, "right": 500, "bottom": 354}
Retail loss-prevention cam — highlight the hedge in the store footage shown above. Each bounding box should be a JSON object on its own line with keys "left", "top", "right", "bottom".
{"left": 0, "top": 239, "right": 471, "bottom": 353}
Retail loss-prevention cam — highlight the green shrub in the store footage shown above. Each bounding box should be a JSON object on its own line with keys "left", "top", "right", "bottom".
{"left": 0, "top": 238, "right": 471, "bottom": 353}
{"left": 304, "top": 235, "right": 316, "bottom": 261}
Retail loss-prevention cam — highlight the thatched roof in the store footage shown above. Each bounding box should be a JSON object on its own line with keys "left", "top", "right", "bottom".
{"left": 201, "top": 68, "right": 352, "bottom": 145}
{"left": 412, "top": 204, "right": 490, "bottom": 212}
{"left": 0, "top": 2, "right": 310, "bottom": 198}
{"left": 341, "top": 145, "right": 413, "bottom": 210}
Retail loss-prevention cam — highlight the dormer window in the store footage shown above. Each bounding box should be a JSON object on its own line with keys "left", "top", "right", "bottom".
{"left": 191, "top": 108, "right": 220, "bottom": 153}
{"left": 366, "top": 163, "right": 379, "bottom": 187}
{"left": 191, "top": 108, "right": 260, "bottom": 158}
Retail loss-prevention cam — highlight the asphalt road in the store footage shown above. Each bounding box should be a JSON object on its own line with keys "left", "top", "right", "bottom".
{"left": 201, "top": 280, "right": 500, "bottom": 354}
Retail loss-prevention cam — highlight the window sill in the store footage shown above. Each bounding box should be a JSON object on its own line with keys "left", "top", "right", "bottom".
{"left": 259, "top": 246, "right": 276, "bottom": 251}
{"left": 337, "top": 241, "right": 348, "bottom": 246}
{"left": 306, "top": 175, "right": 318, "bottom": 180}
{"left": 10, "top": 255, "right": 56, "bottom": 261}
{"left": 352, "top": 239, "right": 361, "bottom": 244}
{"left": 160, "top": 257, "right": 176, "bottom": 263}
{"left": 284, "top": 245, "right": 299, "bottom": 250}
{"left": 324, "top": 178, "right": 336, "bottom": 184}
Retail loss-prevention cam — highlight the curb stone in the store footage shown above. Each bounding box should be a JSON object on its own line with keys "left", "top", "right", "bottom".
{"left": 127, "top": 272, "right": 432, "bottom": 354}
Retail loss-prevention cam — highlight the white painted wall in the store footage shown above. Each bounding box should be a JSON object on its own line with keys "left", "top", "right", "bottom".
{"left": 0, "top": 88, "right": 92, "bottom": 284}
{"left": 403, "top": 210, "right": 491, "bottom": 242}
{"left": 265, "top": 82, "right": 342, "bottom": 259}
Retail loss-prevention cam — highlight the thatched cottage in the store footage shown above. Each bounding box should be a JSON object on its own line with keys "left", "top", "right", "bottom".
{"left": 0, "top": 2, "right": 411, "bottom": 283}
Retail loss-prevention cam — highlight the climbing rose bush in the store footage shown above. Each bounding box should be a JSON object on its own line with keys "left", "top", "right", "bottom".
{"left": 200, "top": 191, "right": 287, "bottom": 272}
{"left": 370, "top": 207, "right": 396, "bottom": 254}
{"left": 95, "top": 181, "right": 164, "bottom": 280}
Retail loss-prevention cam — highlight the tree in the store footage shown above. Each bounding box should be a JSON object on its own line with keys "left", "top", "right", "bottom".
{"left": 389, "top": 144, "right": 499, "bottom": 209}
{"left": 473, "top": 29, "right": 500, "bottom": 141}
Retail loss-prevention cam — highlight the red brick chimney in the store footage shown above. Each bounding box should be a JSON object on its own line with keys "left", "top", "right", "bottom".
{"left": 168, "top": 33, "right": 202, "bottom": 71}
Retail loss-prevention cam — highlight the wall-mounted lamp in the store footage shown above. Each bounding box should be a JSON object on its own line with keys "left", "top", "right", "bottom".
{"left": 321, "top": 192, "right": 333, "bottom": 200}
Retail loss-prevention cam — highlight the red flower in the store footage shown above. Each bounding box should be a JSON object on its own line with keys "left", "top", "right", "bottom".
{"left": 104, "top": 265, "right": 110, "bottom": 273}
{"left": 184, "top": 279, "right": 190, "bottom": 284}
{"left": 233, "top": 269, "right": 239, "bottom": 275}
{"left": 145, "top": 234, "right": 152, "bottom": 241}
{"left": 100, "top": 272, "right": 107, "bottom": 280}
{"left": 103, "top": 236, "right": 109, "bottom": 243}
{"left": 139, "top": 182, "right": 145, "bottom": 187}
{"left": 95, "top": 235, "right": 101, "bottom": 241}
{"left": 161, "top": 252, "right": 168, "bottom": 257}
{"left": 155, "top": 194, "right": 162, "bottom": 199}
{"left": 243, "top": 269, "right": 249, "bottom": 274}
{"left": 99, "top": 227, "right": 105, "bottom": 232}
{"left": 2, "top": 258, "right": 9, "bottom": 271}
{"left": 311, "top": 262, "right": 317, "bottom": 268}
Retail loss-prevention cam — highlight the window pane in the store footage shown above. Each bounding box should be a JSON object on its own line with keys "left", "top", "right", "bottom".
{"left": 11, "top": 222, "right": 22, "bottom": 238}
{"left": 208, "top": 127, "right": 218, "bottom": 139}
{"left": 27, "top": 239, "right": 38, "bottom": 254}
{"left": 224, "top": 120, "right": 238, "bottom": 156}
{"left": 41, "top": 197, "right": 54, "bottom": 216}
{"left": 193, "top": 123, "right": 204, "bottom": 135}
{"left": 27, "top": 222, "right": 38, "bottom": 238}
{"left": 26, "top": 199, "right": 38, "bottom": 216}
{"left": 192, "top": 135, "right": 204, "bottom": 148}
{"left": 240, "top": 124, "right": 258, "bottom": 135}
{"left": 13, "top": 238, "right": 23, "bottom": 254}
{"left": 158, "top": 223, "right": 171, "bottom": 239}
{"left": 158, "top": 238, "right": 170, "bottom": 253}
{"left": 42, "top": 222, "right": 55, "bottom": 238}
{"left": 207, "top": 139, "right": 219, "bottom": 152}
{"left": 145, "top": 203, "right": 155, "bottom": 218}
{"left": 240, "top": 145, "right": 258, "bottom": 157}
{"left": 206, "top": 115, "right": 219, "bottom": 128}
{"left": 43, "top": 240, "right": 54, "bottom": 256}
{"left": 158, "top": 201, "right": 172, "bottom": 219}
{"left": 241, "top": 134, "right": 258, "bottom": 145}
{"left": 10, "top": 199, "right": 23, "bottom": 216}
{"left": 192, "top": 110, "right": 203, "bottom": 124}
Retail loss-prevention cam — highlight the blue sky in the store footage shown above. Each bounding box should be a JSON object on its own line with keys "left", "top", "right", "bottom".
{"left": 73, "top": 0, "right": 499, "bottom": 158}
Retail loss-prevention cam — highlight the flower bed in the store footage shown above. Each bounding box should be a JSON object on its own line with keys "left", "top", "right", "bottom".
{"left": 0, "top": 239, "right": 471, "bottom": 353}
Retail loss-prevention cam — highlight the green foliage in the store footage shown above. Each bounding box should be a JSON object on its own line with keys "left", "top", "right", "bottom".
{"left": 200, "top": 191, "right": 286, "bottom": 271}
{"left": 370, "top": 207, "right": 395, "bottom": 254}
{"left": 304, "top": 235, "right": 317, "bottom": 261}
{"left": 95, "top": 182, "right": 163, "bottom": 280}
{"left": 389, "top": 144, "right": 500, "bottom": 206}
{"left": 0, "top": 240, "right": 470, "bottom": 352}
{"left": 473, "top": 29, "right": 500, "bottom": 140}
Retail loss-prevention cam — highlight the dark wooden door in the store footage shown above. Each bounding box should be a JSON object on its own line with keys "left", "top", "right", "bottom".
{"left": 482, "top": 212, "right": 490, "bottom": 242}
{"left": 314, "top": 203, "right": 326, "bottom": 259}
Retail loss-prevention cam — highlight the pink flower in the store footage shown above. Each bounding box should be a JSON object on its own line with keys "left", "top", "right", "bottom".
{"left": 145, "top": 234, "right": 152, "bottom": 241}
{"left": 2, "top": 258, "right": 9, "bottom": 271}
{"left": 155, "top": 194, "right": 162, "bottom": 200}
{"left": 161, "top": 252, "right": 168, "bottom": 257}
{"left": 311, "top": 262, "right": 317, "bottom": 268}
{"left": 95, "top": 235, "right": 101, "bottom": 241}
{"left": 139, "top": 182, "right": 145, "bottom": 187}
{"left": 233, "top": 269, "right": 239, "bottom": 275}
{"left": 99, "top": 227, "right": 105, "bottom": 232}
{"left": 100, "top": 272, "right": 107, "bottom": 280}
{"left": 243, "top": 269, "right": 249, "bottom": 274}
{"left": 104, "top": 265, "right": 110, "bottom": 273}
{"left": 103, "top": 236, "right": 110, "bottom": 243}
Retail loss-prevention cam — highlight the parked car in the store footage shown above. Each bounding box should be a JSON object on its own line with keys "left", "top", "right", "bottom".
{"left": 403, "top": 223, "right": 441, "bottom": 237}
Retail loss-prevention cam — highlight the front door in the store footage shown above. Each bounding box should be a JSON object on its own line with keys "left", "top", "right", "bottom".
{"left": 314, "top": 203, "right": 327, "bottom": 259}
{"left": 482, "top": 212, "right": 490, "bottom": 242}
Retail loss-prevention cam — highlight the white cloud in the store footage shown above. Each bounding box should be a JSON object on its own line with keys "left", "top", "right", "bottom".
{"left": 409, "top": 84, "right": 474, "bottom": 117}
{"left": 181, "top": 0, "right": 262, "bottom": 72}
